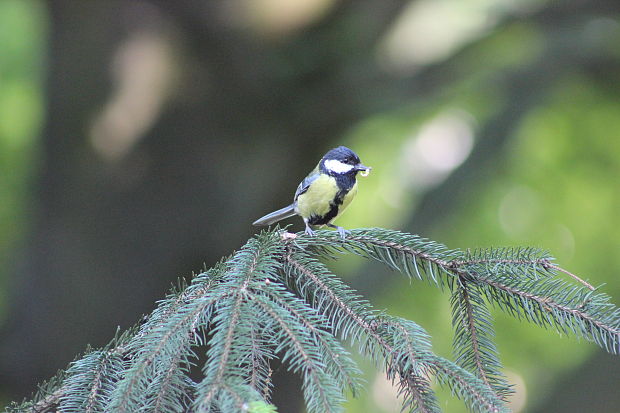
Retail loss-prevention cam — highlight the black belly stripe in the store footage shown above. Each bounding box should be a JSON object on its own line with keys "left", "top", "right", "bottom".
{"left": 308, "top": 187, "right": 348, "bottom": 226}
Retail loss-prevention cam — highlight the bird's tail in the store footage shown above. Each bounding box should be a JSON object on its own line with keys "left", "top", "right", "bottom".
{"left": 253, "top": 204, "right": 296, "bottom": 226}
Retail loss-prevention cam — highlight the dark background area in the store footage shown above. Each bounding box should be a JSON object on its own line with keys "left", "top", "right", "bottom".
{"left": 1, "top": 0, "right": 619, "bottom": 411}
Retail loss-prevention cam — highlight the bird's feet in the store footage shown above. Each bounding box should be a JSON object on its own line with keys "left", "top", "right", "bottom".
{"left": 328, "top": 224, "right": 350, "bottom": 240}
{"left": 304, "top": 224, "right": 315, "bottom": 236}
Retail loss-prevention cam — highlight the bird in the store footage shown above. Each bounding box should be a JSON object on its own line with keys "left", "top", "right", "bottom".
{"left": 253, "top": 146, "right": 371, "bottom": 238}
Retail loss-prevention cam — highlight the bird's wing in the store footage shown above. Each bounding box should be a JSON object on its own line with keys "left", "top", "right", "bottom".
{"left": 294, "top": 169, "right": 320, "bottom": 201}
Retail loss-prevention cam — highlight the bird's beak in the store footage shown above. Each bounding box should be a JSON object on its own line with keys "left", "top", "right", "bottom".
{"left": 355, "top": 164, "right": 371, "bottom": 177}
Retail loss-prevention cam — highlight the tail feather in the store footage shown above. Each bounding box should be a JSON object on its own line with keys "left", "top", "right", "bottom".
{"left": 253, "top": 204, "right": 296, "bottom": 226}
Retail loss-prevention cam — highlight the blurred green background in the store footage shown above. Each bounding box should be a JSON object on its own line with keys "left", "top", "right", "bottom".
{"left": 1, "top": 0, "right": 619, "bottom": 411}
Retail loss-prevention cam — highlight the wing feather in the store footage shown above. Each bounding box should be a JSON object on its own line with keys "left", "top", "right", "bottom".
{"left": 294, "top": 170, "right": 320, "bottom": 201}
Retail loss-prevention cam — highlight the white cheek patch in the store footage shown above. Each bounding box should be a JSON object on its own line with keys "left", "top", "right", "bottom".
{"left": 325, "top": 159, "right": 354, "bottom": 174}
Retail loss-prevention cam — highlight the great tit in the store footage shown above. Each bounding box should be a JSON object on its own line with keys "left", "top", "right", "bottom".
{"left": 253, "top": 146, "right": 371, "bottom": 238}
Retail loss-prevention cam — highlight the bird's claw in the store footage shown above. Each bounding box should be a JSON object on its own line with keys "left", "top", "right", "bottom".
{"left": 327, "top": 224, "right": 349, "bottom": 240}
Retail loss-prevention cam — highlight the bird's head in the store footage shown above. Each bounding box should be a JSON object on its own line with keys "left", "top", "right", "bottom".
{"left": 320, "top": 146, "right": 371, "bottom": 177}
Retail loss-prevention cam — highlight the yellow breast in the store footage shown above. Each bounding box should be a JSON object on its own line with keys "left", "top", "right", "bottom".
{"left": 295, "top": 175, "right": 358, "bottom": 224}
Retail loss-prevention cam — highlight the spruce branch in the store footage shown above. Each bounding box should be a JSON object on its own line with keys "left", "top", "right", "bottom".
{"left": 195, "top": 235, "right": 284, "bottom": 412}
{"left": 109, "top": 271, "right": 227, "bottom": 413}
{"left": 282, "top": 252, "right": 384, "bottom": 357}
{"left": 296, "top": 229, "right": 618, "bottom": 354}
{"left": 147, "top": 350, "right": 195, "bottom": 413}
{"left": 381, "top": 317, "right": 439, "bottom": 413}
{"left": 59, "top": 349, "right": 125, "bottom": 412}
{"left": 378, "top": 316, "right": 507, "bottom": 413}
{"left": 543, "top": 262, "right": 595, "bottom": 290}
{"left": 282, "top": 249, "right": 507, "bottom": 412}
{"left": 450, "top": 280, "right": 512, "bottom": 400}
{"left": 247, "top": 322, "right": 274, "bottom": 401}
{"left": 23, "top": 380, "right": 66, "bottom": 413}
{"left": 398, "top": 372, "right": 438, "bottom": 413}
{"left": 9, "top": 227, "right": 620, "bottom": 413}
{"left": 451, "top": 249, "right": 595, "bottom": 290}
{"left": 251, "top": 294, "right": 344, "bottom": 413}
{"left": 259, "top": 287, "right": 363, "bottom": 396}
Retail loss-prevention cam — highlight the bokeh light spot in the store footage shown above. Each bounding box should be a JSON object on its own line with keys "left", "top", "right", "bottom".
{"left": 401, "top": 109, "right": 475, "bottom": 189}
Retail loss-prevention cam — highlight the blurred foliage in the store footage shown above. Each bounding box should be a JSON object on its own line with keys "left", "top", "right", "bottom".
{"left": 0, "top": 1, "right": 45, "bottom": 318}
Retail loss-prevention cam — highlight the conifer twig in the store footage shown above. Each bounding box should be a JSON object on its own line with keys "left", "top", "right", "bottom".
{"left": 457, "top": 283, "right": 494, "bottom": 390}
{"left": 542, "top": 262, "right": 595, "bottom": 290}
